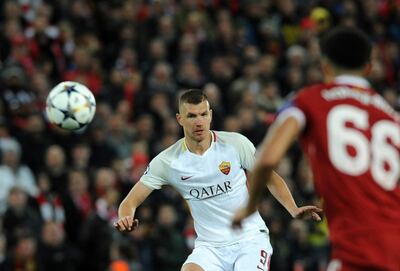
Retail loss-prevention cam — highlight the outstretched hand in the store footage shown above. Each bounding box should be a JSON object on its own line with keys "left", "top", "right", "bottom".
{"left": 291, "top": 206, "right": 323, "bottom": 221}
{"left": 114, "top": 216, "right": 139, "bottom": 232}
{"left": 232, "top": 205, "right": 323, "bottom": 229}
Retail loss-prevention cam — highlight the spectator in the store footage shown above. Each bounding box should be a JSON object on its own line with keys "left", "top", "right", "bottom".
{"left": 35, "top": 172, "right": 66, "bottom": 224}
{"left": 126, "top": 204, "right": 155, "bottom": 271}
{"left": 63, "top": 47, "right": 102, "bottom": 95}
{"left": 61, "top": 169, "right": 92, "bottom": 243}
{"left": 0, "top": 65, "right": 37, "bottom": 132}
{"left": 257, "top": 81, "right": 284, "bottom": 113}
{"left": 2, "top": 186, "right": 42, "bottom": 250}
{"left": 17, "top": 112, "right": 49, "bottom": 174}
{"left": 94, "top": 168, "right": 117, "bottom": 199}
{"left": 43, "top": 144, "right": 68, "bottom": 195}
{"left": 89, "top": 120, "right": 117, "bottom": 168}
{"left": 1, "top": 232, "right": 42, "bottom": 271}
{"left": 203, "top": 82, "right": 225, "bottom": 130}
{"left": 147, "top": 61, "right": 176, "bottom": 96}
{"left": 151, "top": 204, "right": 188, "bottom": 271}
{"left": 176, "top": 59, "right": 205, "bottom": 89}
{"left": 70, "top": 142, "right": 91, "bottom": 171}
{"left": 0, "top": 137, "right": 37, "bottom": 213}
{"left": 38, "top": 221, "right": 81, "bottom": 271}
{"left": 80, "top": 188, "right": 120, "bottom": 271}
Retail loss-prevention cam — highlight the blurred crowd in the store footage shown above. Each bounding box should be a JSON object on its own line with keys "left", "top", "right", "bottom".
{"left": 0, "top": 0, "right": 399, "bottom": 270}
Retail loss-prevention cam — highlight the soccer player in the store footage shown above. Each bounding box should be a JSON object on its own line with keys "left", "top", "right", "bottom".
{"left": 114, "top": 89, "right": 322, "bottom": 271}
{"left": 232, "top": 27, "right": 400, "bottom": 271}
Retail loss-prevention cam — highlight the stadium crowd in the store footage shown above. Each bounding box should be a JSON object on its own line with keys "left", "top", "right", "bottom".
{"left": 0, "top": 0, "right": 399, "bottom": 270}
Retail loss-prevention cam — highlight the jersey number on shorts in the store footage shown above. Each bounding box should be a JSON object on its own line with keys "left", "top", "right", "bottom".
{"left": 327, "top": 105, "right": 400, "bottom": 191}
{"left": 257, "top": 250, "right": 270, "bottom": 270}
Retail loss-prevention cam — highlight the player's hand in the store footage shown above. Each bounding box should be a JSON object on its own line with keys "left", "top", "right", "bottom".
{"left": 291, "top": 206, "right": 323, "bottom": 221}
{"left": 231, "top": 205, "right": 257, "bottom": 229}
{"left": 113, "top": 216, "right": 139, "bottom": 232}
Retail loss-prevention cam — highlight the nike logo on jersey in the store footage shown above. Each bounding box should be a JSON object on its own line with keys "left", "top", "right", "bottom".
{"left": 181, "top": 176, "right": 193, "bottom": 181}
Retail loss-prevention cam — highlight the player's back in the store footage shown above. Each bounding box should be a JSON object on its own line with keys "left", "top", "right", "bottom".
{"left": 293, "top": 76, "right": 400, "bottom": 270}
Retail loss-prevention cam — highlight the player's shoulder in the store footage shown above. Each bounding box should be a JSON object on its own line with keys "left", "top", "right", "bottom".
{"left": 295, "top": 83, "right": 330, "bottom": 98}
{"left": 214, "top": 131, "right": 250, "bottom": 144}
{"left": 287, "top": 83, "right": 337, "bottom": 110}
{"left": 152, "top": 138, "right": 185, "bottom": 164}
{"left": 214, "top": 131, "right": 254, "bottom": 151}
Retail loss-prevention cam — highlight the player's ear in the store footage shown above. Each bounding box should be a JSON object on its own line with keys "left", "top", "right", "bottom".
{"left": 320, "top": 59, "right": 333, "bottom": 83}
{"left": 176, "top": 113, "right": 183, "bottom": 127}
{"left": 363, "top": 62, "right": 372, "bottom": 77}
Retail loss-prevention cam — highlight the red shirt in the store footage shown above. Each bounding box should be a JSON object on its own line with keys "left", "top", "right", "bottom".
{"left": 281, "top": 75, "right": 400, "bottom": 270}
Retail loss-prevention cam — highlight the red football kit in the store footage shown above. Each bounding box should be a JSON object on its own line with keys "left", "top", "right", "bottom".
{"left": 278, "top": 75, "right": 400, "bottom": 271}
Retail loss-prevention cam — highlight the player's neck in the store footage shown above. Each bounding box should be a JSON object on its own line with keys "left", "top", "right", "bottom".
{"left": 328, "top": 65, "right": 366, "bottom": 81}
{"left": 185, "top": 131, "right": 212, "bottom": 155}
{"left": 335, "top": 70, "right": 364, "bottom": 77}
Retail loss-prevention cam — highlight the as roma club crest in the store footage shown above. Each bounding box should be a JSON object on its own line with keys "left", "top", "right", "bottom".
{"left": 219, "top": 161, "right": 231, "bottom": 175}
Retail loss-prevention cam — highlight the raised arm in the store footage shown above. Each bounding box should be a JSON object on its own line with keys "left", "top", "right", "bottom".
{"left": 114, "top": 181, "right": 153, "bottom": 232}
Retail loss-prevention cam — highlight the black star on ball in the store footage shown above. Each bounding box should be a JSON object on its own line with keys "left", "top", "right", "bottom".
{"left": 62, "top": 84, "right": 79, "bottom": 95}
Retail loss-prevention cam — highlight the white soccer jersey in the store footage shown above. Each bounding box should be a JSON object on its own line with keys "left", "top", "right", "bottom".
{"left": 140, "top": 131, "right": 268, "bottom": 247}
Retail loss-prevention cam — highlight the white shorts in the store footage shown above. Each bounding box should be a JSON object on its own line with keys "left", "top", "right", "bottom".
{"left": 183, "top": 232, "right": 273, "bottom": 271}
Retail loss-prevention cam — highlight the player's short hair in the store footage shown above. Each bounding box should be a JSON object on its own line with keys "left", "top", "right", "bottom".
{"left": 320, "top": 26, "right": 372, "bottom": 69}
{"left": 178, "top": 89, "right": 208, "bottom": 107}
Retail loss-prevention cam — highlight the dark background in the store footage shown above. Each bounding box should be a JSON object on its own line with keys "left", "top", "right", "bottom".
{"left": 0, "top": 0, "right": 399, "bottom": 270}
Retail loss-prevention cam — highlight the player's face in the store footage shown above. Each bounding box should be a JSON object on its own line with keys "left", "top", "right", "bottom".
{"left": 177, "top": 100, "right": 212, "bottom": 142}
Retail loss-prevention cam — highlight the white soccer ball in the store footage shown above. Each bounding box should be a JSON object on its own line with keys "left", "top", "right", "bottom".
{"left": 46, "top": 81, "right": 96, "bottom": 130}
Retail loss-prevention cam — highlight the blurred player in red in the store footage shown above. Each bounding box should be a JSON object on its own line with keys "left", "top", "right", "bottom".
{"left": 233, "top": 27, "right": 400, "bottom": 271}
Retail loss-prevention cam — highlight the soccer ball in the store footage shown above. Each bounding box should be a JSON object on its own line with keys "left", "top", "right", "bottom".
{"left": 46, "top": 81, "right": 96, "bottom": 130}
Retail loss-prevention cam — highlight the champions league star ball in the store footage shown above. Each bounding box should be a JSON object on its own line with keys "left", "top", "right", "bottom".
{"left": 46, "top": 81, "right": 96, "bottom": 130}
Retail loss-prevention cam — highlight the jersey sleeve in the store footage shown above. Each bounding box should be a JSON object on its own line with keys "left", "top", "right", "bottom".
{"left": 139, "top": 155, "right": 169, "bottom": 190}
{"left": 230, "top": 133, "right": 257, "bottom": 171}
{"left": 275, "top": 86, "right": 317, "bottom": 132}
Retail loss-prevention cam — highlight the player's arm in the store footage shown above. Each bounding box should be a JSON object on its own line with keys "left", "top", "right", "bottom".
{"left": 249, "top": 116, "right": 300, "bottom": 211}
{"left": 115, "top": 156, "right": 167, "bottom": 232}
{"left": 233, "top": 116, "right": 315, "bottom": 225}
{"left": 114, "top": 181, "right": 152, "bottom": 232}
{"left": 267, "top": 171, "right": 321, "bottom": 220}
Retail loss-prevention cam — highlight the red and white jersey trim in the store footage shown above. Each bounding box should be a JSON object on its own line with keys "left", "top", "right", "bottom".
{"left": 275, "top": 106, "right": 306, "bottom": 131}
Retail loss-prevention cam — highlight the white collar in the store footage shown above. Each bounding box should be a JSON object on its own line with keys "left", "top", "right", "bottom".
{"left": 334, "top": 75, "right": 370, "bottom": 88}
{"left": 183, "top": 130, "right": 214, "bottom": 156}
